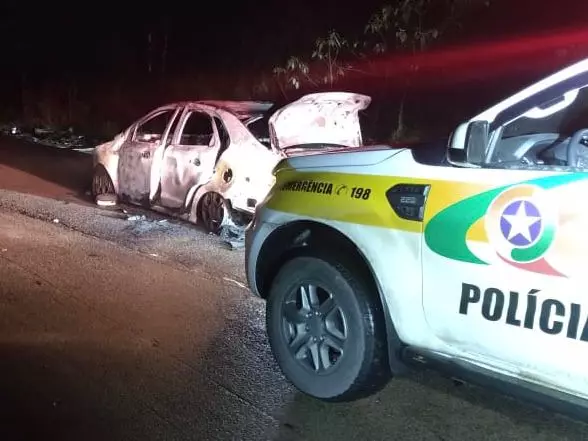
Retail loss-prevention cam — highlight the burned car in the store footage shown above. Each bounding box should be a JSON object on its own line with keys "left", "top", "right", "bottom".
{"left": 91, "top": 92, "right": 371, "bottom": 232}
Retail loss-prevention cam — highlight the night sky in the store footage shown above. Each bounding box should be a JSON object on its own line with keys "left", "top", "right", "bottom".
{"left": 2, "top": 0, "right": 389, "bottom": 77}
{"left": 3, "top": 0, "right": 584, "bottom": 78}
{"left": 0, "top": 0, "right": 586, "bottom": 133}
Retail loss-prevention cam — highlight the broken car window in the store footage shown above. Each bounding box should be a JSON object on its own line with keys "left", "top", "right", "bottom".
{"left": 166, "top": 111, "right": 182, "bottom": 145}
{"left": 135, "top": 110, "right": 175, "bottom": 143}
{"left": 180, "top": 112, "right": 214, "bottom": 146}
{"left": 214, "top": 117, "right": 230, "bottom": 147}
{"left": 246, "top": 116, "right": 271, "bottom": 148}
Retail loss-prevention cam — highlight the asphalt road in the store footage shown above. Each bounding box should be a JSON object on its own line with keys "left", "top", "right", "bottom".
{"left": 0, "top": 135, "right": 93, "bottom": 202}
{"left": 0, "top": 135, "right": 587, "bottom": 441}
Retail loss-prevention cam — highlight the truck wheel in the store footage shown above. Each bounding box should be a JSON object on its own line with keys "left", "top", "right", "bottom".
{"left": 266, "top": 254, "right": 390, "bottom": 402}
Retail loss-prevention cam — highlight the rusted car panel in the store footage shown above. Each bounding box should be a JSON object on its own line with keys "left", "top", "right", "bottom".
{"left": 92, "top": 92, "right": 371, "bottom": 231}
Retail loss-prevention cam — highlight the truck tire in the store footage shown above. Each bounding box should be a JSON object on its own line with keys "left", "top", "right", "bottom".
{"left": 266, "top": 254, "right": 390, "bottom": 402}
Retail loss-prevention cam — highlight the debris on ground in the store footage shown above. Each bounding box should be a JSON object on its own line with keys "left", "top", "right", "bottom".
{"left": 220, "top": 223, "right": 248, "bottom": 250}
{"left": 222, "top": 277, "right": 248, "bottom": 289}
{"left": 123, "top": 213, "right": 176, "bottom": 237}
{"left": 127, "top": 215, "right": 147, "bottom": 221}
{"left": 0, "top": 123, "right": 107, "bottom": 153}
{"left": 96, "top": 194, "right": 117, "bottom": 207}
{"left": 99, "top": 211, "right": 128, "bottom": 220}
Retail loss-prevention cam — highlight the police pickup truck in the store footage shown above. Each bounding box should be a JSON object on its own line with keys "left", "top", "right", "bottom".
{"left": 245, "top": 57, "right": 588, "bottom": 418}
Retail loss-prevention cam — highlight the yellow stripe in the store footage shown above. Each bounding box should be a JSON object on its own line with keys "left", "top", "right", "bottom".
{"left": 467, "top": 217, "right": 489, "bottom": 242}
{"left": 423, "top": 180, "right": 488, "bottom": 216}
{"left": 266, "top": 171, "right": 421, "bottom": 232}
{"left": 266, "top": 170, "right": 492, "bottom": 233}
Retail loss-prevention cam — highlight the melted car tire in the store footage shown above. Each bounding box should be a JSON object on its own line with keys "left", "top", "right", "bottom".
{"left": 91, "top": 165, "right": 115, "bottom": 198}
{"left": 266, "top": 254, "right": 391, "bottom": 402}
{"left": 198, "top": 192, "right": 228, "bottom": 234}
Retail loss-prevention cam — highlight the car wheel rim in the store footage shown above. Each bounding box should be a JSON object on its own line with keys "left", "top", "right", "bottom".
{"left": 93, "top": 173, "right": 110, "bottom": 196}
{"left": 201, "top": 193, "right": 225, "bottom": 232}
{"left": 281, "top": 283, "right": 348, "bottom": 374}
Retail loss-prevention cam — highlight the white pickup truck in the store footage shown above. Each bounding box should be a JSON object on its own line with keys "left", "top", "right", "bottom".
{"left": 244, "top": 56, "right": 588, "bottom": 418}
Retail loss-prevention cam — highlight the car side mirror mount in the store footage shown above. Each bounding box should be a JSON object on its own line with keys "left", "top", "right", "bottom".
{"left": 447, "top": 120, "right": 489, "bottom": 166}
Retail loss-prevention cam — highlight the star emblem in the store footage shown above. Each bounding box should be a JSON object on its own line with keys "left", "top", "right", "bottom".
{"left": 500, "top": 200, "right": 542, "bottom": 247}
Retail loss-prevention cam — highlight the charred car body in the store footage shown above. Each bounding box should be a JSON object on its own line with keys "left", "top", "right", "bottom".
{"left": 91, "top": 92, "right": 371, "bottom": 232}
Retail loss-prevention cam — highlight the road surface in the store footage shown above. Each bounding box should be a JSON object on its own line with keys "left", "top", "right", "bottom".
{"left": 0, "top": 135, "right": 586, "bottom": 440}
{"left": 0, "top": 135, "right": 93, "bottom": 202}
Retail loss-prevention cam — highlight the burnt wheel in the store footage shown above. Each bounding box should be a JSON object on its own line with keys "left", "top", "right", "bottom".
{"left": 92, "top": 166, "right": 115, "bottom": 199}
{"left": 199, "top": 192, "right": 228, "bottom": 234}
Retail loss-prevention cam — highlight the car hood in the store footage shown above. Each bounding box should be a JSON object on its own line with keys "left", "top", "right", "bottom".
{"left": 268, "top": 92, "right": 371, "bottom": 152}
{"left": 276, "top": 145, "right": 403, "bottom": 172}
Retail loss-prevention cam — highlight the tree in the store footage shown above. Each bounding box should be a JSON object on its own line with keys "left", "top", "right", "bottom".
{"left": 271, "top": 30, "right": 351, "bottom": 97}
{"left": 272, "top": 56, "right": 313, "bottom": 99}
{"left": 363, "top": 0, "right": 462, "bottom": 140}
{"left": 311, "top": 30, "right": 352, "bottom": 88}
{"left": 268, "top": 1, "right": 490, "bottom": 140}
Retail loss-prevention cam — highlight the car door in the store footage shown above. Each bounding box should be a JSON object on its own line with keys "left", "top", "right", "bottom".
{"left": 420, "top": 60, "right": 588, "bottom": 398}
{"left": 156, "top": 108, "right": 220, "bottom": 209}
{"left": 118, "top": 106, "right": 180, "bottom": 204}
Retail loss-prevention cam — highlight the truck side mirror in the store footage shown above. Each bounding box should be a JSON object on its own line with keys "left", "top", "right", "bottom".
{"left": 447, "top": 120, "right": 489, "bottom": 166}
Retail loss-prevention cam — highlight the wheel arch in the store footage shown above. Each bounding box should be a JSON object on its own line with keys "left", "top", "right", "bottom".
{"left": 94, "top": 158, "right": 119, "bottom": 194}
{"left": 186, "top": 182, "right": 227, "bottom": 223}
{"left": 186, "top": 178, "right": 250, "bottom": 227}
{"left": 92, "top": 163, "right": 118, "bottom": 194}
{"left": 254, "top": 219, "right": 406, "bottom": 374}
